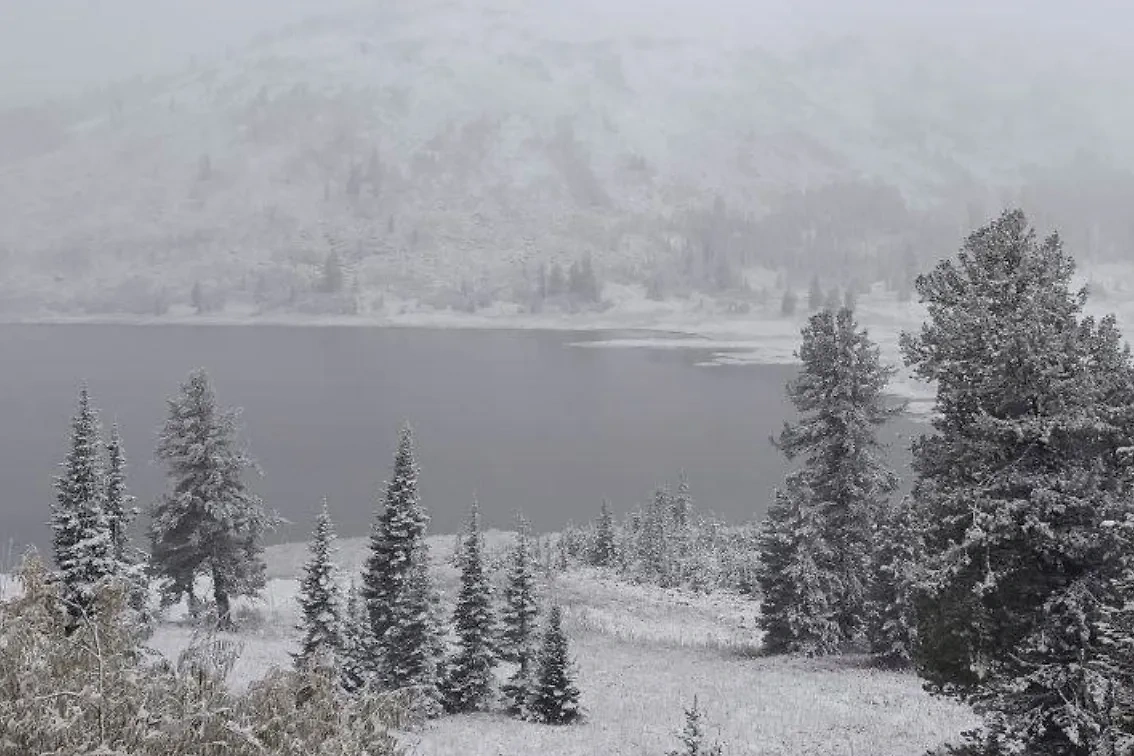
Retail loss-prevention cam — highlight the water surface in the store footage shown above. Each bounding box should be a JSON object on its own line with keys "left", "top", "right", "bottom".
{"left": 0, "top": 324, "right": 918, "bottom": 554}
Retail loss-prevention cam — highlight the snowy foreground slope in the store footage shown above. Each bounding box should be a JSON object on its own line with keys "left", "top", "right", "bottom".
{"left": 109, "top": 531, "right": 977, "bottom": 756}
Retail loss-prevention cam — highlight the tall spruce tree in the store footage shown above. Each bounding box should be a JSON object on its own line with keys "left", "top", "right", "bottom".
{"left": 149, "top": 369, "right": 280, "bottom": 630}
{"left": 501, "top": 513, "right": 540, "bottom": 716}
{"left": 761, "top": 307, "right": 899, "bottom": 650}
{"left": 52, "top": 385, "right": 116, "bottom": 621}
{"left": 361, "top": 425, "right": 444, "bottom": 710}
{"left": 902, "top": 209, "right": 1134, "bottom": 753}
{"left": 529, "top": 605, "right": 582, "bottom": 725}
{"left": 442, "top": 500, "right": 498, "bottom": 713}
{"left": 293, "top": 499, "right": 343, "bottom": 670}
{"left": 592, "top": 500, "right": 616, "bottom": 567}
{"left": 865, "top": 497, "right": 921, "bottom": 669}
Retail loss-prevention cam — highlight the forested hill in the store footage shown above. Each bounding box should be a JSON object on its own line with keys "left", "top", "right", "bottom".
{"left": 2, "top": 0, "right": 1133, "bottom": 317}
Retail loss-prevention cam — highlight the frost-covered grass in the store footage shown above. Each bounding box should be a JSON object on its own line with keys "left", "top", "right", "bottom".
{"left": 99, "top": 531, "right": 976, "bottom": 754}
{"left": 1, "top": 529, "right": 975, "bottom": 751}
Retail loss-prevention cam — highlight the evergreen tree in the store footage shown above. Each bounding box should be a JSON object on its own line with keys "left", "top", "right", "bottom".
{"left": 149, "top": 369, "right": 280, "bottom": 630}
{"left": 501, "top": 513, "right": 540, "bottom": 716}
{"left": 765, "top": 307, "right": 899, "bottom": 648}
{"left": 52, "top": 386, "right": 116, "bottom": 622}
{"left": 529, "top": 605, "right": 582, "bottom": 725}
{"left": 293, "top": 499, "right": 343, "bottom": 670}
{"left": 901, "top": 209, "right": 1134, "bottom": 752}
{"left": 865, "top": 497, "right": 921, "bottom": 669}
{"left": 755, "top": 483, "right": 842, "bottom": 656}
{"left": 339, "top": 580, "right": 372, "bottom": 694}
{"left": 103, "top": 423, "right": 150, "bottom": 629}
{"left": 808, "top": 274, "right": 823, "bottom": 311}
{"left": 442, "top": 500, "right": 498, "bottom": 713}
{"left": 384, "top": 551, "right": 444, "bottom": 717}
{"left": 780, "top": 287, "right": 797, "bottom": 316}
{"left": 103, "top": 423, "right": 134, "bottom": 564}
{"left": 360, "top": 425, "right": 443, "bottom": 709}
{"left": 671, "top": 471, "right": 692, "bottom": 530}
{"left": 639, "top": 487, "right": 672, "bottom": 582}
{"left": 591, "top": 500, "right": 616, "bottom": 567}
{"left": 667, "top": 696, "right": 724, "bottom": 756}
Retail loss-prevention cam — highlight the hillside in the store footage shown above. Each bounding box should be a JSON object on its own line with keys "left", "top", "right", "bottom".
{"left": 2, "top": 0, "right": 1133, "bottom": 319}
{"left": 76, "top": 532, "right": 976, "bottom": 756}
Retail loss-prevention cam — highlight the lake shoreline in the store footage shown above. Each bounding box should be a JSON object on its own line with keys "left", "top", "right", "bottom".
{"left": 0, "top": 307, "right": 938, "bottom": 413}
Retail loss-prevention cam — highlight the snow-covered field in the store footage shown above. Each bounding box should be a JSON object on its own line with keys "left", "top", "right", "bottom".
{"left": 6, "top": 531, "right": 973, "bottom": 755}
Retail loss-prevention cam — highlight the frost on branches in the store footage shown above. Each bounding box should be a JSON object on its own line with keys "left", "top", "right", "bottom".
{"left": 529, "top": 605, "right": 582, "bottom": 725}
{"left": 0, "top": 554, "right": 407, "bottom": 756}
{"left": 441, "top": 499, "right": 498, "bottom": 713}
{"left": 757, "top": 307, "right": 899, "bottom": 654}
{"left": 52, "top": 385, "right": 118, "bottom": 623}
{"left": 500, "top": 512, "right": 541, "bottom": 717}
{"left": 756, "top": 482, "right": 841, "bottom": 656}
{"left": 902, "top": 209, "right": 1134, "bottom": 753}
{"left": 103, "top": 423, "right": 152, "bottom": 632}
{"left": 149, "top": 369, "right": 281, "bottom": 630}
{"left": 360, "top": 425, "right": 444, "bottom": 714}
{"left": 339, "top": 580, "right": 374, "bottom": 694}
{"left": 865, "top": 497, "right": 921, "bottom": 669}
{"left": 294, "top": 499, "right": 343, "bottom": 670}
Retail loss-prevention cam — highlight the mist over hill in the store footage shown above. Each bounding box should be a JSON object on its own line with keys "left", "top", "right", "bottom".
{"left": 2, "top": 0, "right": 1133, "bottom": 319}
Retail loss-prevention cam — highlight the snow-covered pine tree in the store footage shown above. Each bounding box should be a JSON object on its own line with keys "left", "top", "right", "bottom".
{"left": 103, "top": 423, "right": 151, "bottom": 630}
{"left": 667, "top": 695, "right": 724, "bottom": 756}
{"left": 672, "top": 471, "right": 692, "bottom": 530}
{"left": 529, "top": 605, "right": 582, "bottom": 725}
{"left": 767, "top": 306, "right": 899, "bottom": 648}
{"left": 149, "top": 369, "right": 280, "bottom": 630}
{"left": 103, "top": 423, "right": 133, "bottom": 564}
{"left": 591, "top": 500, "right": 616, "bottom": 567}
{"left": 901, "top": 209, "right": 1134, "bottom": 752}
{"left": 639, "top": 487, "right": 672, "bottom": 583}
{"left": 52, "top": 385, "right": 117, "bottom": 623}
{"left": 500, "top": 512, "right": 540, "bottom": 716}
{"left": 442, "top": 499, "right": 498, "bottom": 713}
{"left": 865, "top": 496, "right": 921, "bottom": 668}
{"left": 293, "top": 499, "right": 343, "bottom": 671}
{"left": 384, "top": 550, "right": 444, "bottom": 717}
{"left": 338, "top": 580, "right": 372, "bottom": 694}
{"left": 361, "top": 424, "right": 432, "bottom": 688}
{"left": 755, "top": 482, "right": 841, "bottom": 656}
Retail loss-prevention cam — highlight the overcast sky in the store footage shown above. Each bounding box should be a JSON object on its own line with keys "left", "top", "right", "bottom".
{"left": 0, "top": 0, "right": 1129, "bottom": 106}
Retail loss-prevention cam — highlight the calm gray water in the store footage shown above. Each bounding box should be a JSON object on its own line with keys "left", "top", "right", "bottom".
{"left": 0, "top": 324, "right": 918, "bottom": 554}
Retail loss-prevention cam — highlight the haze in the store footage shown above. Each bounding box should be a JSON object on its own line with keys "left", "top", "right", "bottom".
{"left": 1, "top": 0, "right": 1129, "bottom": 104}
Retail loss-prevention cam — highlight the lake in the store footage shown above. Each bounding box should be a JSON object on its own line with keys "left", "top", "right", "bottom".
{"left": 0, "top": 324, "right": 920, "bottom": 555}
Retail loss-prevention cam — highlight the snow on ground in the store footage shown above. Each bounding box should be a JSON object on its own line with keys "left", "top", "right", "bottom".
{"left": 80, "top": 530, "right": 974, "bottom": 754}
{"left": 3, "top": 529, "right": 975, "bottom": 751}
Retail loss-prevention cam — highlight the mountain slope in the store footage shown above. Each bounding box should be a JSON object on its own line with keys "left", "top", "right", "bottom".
{"left": 1, "top": 0, "right": 1130, "bottom": 316}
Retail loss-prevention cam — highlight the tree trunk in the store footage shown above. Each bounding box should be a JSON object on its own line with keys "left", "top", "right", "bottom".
{"left": 212, "top": 569, "right": 234, "bottom": 631}
{"left": 187, "top": 583, "right": 200, "bottom": 619}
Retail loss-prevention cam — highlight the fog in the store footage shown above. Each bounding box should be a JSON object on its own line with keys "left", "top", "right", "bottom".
{"left": 2, "top": 0, "right": 1130, "bottom": 105}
